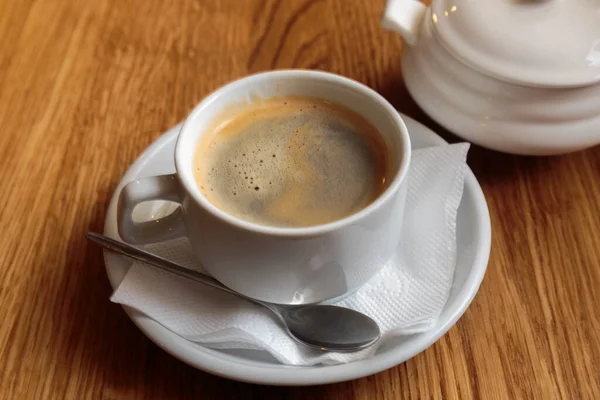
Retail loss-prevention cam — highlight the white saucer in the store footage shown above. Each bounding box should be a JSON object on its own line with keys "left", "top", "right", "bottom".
{"left": 103, "top": 114, "right": 491, "bottom": 386}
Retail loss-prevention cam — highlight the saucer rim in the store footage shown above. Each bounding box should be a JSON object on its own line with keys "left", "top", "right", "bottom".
{"left": 103, "top": 114, "right": 491, "bottom": 386}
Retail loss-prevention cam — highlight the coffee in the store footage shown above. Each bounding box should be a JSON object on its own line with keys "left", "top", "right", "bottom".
{"left": 193, "top": 96, "right": 390, "bottom": 227}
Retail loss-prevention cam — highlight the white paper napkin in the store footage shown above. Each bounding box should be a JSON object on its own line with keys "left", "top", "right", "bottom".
{"left": 111, "top": 143, "right": 470, "bottom": 366}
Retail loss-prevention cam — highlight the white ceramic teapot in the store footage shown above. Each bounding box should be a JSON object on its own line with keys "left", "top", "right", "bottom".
{"left": 382, "top": 0, "right": 600, "bottom": 155}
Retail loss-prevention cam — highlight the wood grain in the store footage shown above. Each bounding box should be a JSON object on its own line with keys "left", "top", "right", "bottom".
{"left": 0, "top": 0, "right": 599, "bottom": 398}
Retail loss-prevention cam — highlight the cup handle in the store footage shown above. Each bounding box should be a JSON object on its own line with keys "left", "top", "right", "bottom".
{"left": 117, "top": 174, "right": 186, "bottom": 244}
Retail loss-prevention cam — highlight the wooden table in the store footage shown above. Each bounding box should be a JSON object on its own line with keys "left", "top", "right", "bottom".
{"left": 1, "top": 0, "right": 599, "bottom": 398}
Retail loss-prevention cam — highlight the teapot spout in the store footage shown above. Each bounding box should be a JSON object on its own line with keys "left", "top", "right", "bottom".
{"left": 381, "top": 0, "right": 427, "bottom": 46}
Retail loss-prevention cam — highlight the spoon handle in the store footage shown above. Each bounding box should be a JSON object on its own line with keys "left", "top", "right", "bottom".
{"left": 86, "top": 232, "right": 243, "bottom": 298}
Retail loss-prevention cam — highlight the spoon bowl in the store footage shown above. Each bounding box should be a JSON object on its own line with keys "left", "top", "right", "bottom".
{"left": 279, "top": 305, "right": 381, "bottom": 351}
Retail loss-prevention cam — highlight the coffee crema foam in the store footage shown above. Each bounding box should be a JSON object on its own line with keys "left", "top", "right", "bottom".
{"left": 193, "top": 96, "right": 389, "bottom": 227}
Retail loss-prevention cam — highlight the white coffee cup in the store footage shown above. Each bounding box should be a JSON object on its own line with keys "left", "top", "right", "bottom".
{"left": 117, "top": 70, "right": 411, "bottom": 305}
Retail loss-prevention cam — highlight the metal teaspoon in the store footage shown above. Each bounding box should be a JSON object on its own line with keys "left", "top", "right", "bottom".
{"left": 86, "top": 232, "right": 381, "bottom": 352}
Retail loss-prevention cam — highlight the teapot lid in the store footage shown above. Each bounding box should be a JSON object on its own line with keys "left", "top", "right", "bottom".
{"left": 431, "top": 0, "right": 600, "bottom": 87}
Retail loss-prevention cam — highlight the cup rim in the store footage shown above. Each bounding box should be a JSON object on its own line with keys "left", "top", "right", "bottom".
{"left": 175, "top": 70, "right": 411, "bottom": 237}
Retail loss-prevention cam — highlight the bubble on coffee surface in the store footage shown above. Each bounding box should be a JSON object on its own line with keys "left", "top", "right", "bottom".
{"left": 194, "top": 97, "right": 388, "bottom": 227}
